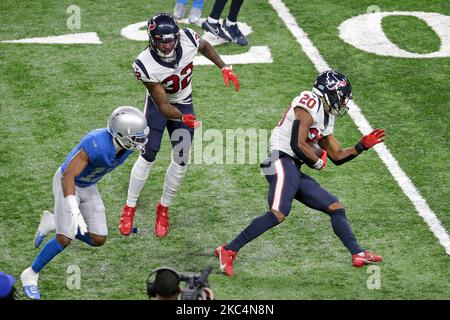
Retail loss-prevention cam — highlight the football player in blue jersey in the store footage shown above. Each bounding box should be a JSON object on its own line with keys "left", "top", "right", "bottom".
{"left": 120, "top": 13, "right": 239, "bottom": 238}
{"left": 20, "top": 106, "right": 149, "bottom": 299}
{"left": 215, "top": 71, "right": 385, "bottom": 276}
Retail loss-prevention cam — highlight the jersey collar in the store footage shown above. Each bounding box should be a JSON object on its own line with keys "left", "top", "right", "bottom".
{"left": 149, "top": 44, "right": 183, "bottom": 69}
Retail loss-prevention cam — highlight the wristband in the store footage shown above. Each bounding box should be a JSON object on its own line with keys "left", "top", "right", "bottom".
{"left": 355, "top": 142, "right": 366, "bottom": 153}
{"left": 313, "top": 158, "right": 324, "bottom": 170}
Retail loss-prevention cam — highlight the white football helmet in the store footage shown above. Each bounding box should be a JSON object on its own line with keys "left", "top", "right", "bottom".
{"left": 107, "top": 106, "right": 149, "bottom": 153}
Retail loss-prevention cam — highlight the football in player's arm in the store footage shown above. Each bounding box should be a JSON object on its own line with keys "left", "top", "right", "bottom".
{"left": 292, "top": 107, "right": 385, "bottom": 169}
{"left": 215, "top": 70, "right": 385, "bottom": 277}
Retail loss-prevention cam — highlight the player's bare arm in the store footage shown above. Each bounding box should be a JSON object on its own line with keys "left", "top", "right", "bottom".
{"left": 319, "top": 134, "right": 358, "bottom": 164}
{"left": 198, "top": 39, "right": 226, "bottom": 69}
{"left": 144, "top": 82, "right": 184, "bottom": 119}
{"left": 61, "top": 149, "right": 89, "bottom": 197}
{"left": 319, "top": 129, "right": 386, "bottom": 166}
{"left": 59, "top": 148, "right": 90, "bottom": 244}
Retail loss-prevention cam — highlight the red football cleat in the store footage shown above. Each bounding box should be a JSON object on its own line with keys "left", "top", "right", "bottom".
{"left": 352, "top": 250, "right": 383, "bottom": 267}
{"left": 214, "top": 244, "right": 237, "bottom": 277}
{"left": 119, "top": 205, "right": 136, "bottom": 236}
{"left": 155, "top": 202, "right": 169, "bottom": 237}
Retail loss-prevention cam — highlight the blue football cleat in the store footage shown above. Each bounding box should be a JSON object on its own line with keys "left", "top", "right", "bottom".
{"left": 34, "top": 231, "right": 46, "bottom": 248}
{"left": 23, "top": 285, "right": 41, "bottom": 300}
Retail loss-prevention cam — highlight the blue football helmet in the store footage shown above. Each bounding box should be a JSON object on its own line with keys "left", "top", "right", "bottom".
{"left": 147, "top": 13, "right": 180, "bottom": 59}
{"left": 312, "top": 70, "right": 352, "bottom": 117}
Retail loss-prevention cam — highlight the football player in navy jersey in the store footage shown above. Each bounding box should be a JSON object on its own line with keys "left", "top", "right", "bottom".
{"left": 20, "top": 107, "right": 149, "bottom": 299}
{"left": 120, "top": 13, "right": 239, "bottom": 238}
{"left": 215, "top": 71, "right": 386, "bottom": 276}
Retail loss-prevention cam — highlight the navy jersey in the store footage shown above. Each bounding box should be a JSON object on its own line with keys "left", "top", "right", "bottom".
{"left": 61, "top": 129, "right": 133, "bottom": 187}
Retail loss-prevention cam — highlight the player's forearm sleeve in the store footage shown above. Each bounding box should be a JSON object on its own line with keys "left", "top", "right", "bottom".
{"left": 328, "top": 153, "right": 358, "bottom": 166}
{"left": 290, "top": 120, "right": 315, "bottom": 167}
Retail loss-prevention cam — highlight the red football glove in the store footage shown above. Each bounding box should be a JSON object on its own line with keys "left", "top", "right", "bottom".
{"left": 313, "top": 150, "right": 328, "bottom": 170}
{"left": 181, "top": 114, "right": 201, "bottom": 129}
{"left": 221, "top": 66, "right": 240, "bottom": 91}
{"left": 358, "top": 128, "right": 385, "bottom": 151}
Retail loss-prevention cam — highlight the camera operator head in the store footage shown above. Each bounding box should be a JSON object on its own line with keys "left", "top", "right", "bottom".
{"left": 147, "top": 267, "right": 181, "bottom": 300}
{"left": 147, "top": 266, "right": 214, "bottom": 300}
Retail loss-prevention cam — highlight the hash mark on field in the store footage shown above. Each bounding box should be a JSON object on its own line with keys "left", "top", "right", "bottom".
{"left": 269, "top": 0, "right": 450, "bottom": 255}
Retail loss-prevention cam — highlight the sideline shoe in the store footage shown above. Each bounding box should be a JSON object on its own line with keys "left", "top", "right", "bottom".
{"left": 188, "top": 7, "right": 202, "bottom": 24}
{"left": 173, "top": 2, "right": 186, "bottom": 20}
{"left": 352, "top": 250, "right": 383, "bottom": 267}
{"left": 21, "top": 267, "right": 40, "bottom": 300}
{"left": 155, "top": 202, "right": 169, "bottom": 237}
{"left": 119, "top": 205, "right": 136, "bottom": 236}
{"left": 214, "top": 244, "right": 237, "bottom": 277}
{"left": 34, "top": 210, "right": 55, "bottom": 248}
{"left": 201, "top": 20, "right": 231, "bottom": 41}
{"left": 223, "top": 22, "right": 248, "bottom": 46}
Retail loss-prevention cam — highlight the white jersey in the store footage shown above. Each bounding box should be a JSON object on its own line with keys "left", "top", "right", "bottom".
{"left": 133, "top": 28, "right": 200, "bottom": 104}
{"left": 270, "top": 90, "right": 335, "bottom": 159}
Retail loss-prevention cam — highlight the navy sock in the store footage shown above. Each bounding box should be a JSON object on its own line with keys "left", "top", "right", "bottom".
{"left": 226, "top": 211, "right": 280, "bottom": 252}
{"left": 75, "top": 230, "right": 93, "bottom": 246}
{"left": 31, "top": 237, "right": 65, "bottom": 273}
{"left": 328, "top": 208, "right": 363, "bottom": 255}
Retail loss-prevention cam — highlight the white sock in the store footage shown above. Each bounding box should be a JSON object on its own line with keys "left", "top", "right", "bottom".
{"left": 21, "top": 267, "right": 39, "bottom": 285}
{"left": 207, "top": 17, "right": 219, "bottom": 24}
{"left": 357, "top": 251, "right": 366, "bottom": 256}
{"left": 126, "top": 156, "right": 154, "bottom": 207}
{"left": 160, "top": 159, "right": 188, "bottom": 207}
{"left": 226, "top": 19, "right": 237, "bottom": 27}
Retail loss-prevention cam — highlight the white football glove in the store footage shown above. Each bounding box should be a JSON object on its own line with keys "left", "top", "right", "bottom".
{"left": 70, "top": 207, "right": 88, "bottom": 236}
{"left": 65, "top": 195, "right": 88, "bottom": 236}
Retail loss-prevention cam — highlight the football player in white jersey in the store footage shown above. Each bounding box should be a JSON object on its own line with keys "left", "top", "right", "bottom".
{"left": 120, "top": 13, "right": 239, "bottom": 237}
{"left": 215, "top": 70, "right": 386, "bottom": 276}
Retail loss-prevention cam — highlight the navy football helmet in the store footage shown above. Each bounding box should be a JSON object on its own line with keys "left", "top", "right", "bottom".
{"left": 147, "top": 13, "right": 180, "bottom": 59}
{"left": 312, "top": 70, "right": 352, "bottom": 117}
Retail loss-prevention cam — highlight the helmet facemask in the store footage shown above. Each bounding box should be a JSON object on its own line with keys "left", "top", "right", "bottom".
{"left": 115, "top": 128, "right": 149, "bottom": 153}
{"left": 325, "top": 90, "right": 351, "bottom": 117}
{"left": 150, "top": 33, "right": 180, "bottom": 60}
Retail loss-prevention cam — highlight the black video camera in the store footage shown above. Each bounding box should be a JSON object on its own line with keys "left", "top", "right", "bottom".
{"left": 179, "top": 266, "right": 213, "bottom": 300}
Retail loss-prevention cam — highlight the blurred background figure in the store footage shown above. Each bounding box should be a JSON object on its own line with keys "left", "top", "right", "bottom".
{"left": 173, "top": 0, "right": 205, "bottom": 24}
{"left": 0, "top": 272, "right": 18, "bottom": 300}
{"left": 201, "top": 0, "right": 247, "bottom": 46}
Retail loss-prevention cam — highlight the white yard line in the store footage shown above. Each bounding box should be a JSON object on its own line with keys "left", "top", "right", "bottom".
{"left": 1, "top": 32, "right": 102, "bottom": 44}
{"left": 269, "top": 0, "right": 450, "bottom": 255}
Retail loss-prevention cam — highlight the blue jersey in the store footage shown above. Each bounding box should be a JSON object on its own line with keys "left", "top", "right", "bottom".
{"left": 61, "top": 128, "right": 133, "bottom": 187}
